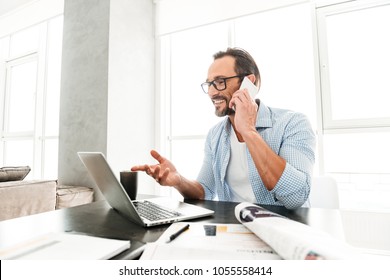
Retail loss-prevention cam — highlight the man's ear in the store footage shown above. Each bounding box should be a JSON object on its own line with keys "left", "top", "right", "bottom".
{"left": 247, "top": 74, "right": 259, "bottom": 88}
{"left": 248, "top": 74, "right": 256, "bottom": 84}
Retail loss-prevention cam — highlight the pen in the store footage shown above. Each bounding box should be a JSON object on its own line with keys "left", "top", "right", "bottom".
{"left": 166, "top": 224, "right": 190, "bottom": 243}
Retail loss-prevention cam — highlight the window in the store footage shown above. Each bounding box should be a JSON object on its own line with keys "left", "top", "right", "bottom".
{"left": 156, "top": 22, "right": 229, "bottom": 197}
{"left": 0, "top": 16, "right": 63, "bottom": 179}
{"left": 315, "top": 0, "right": 390, "bottom": 212}
{"left": 5, "top": 56, "right": 37, "bottom": 134}
{"left": 158, "top": 3, "right": 317, "bottom": 198}
{"left": 157, "top": 0, "right": 390, "bottom": 211}
{"left": 316, "top": 1, "right": 390, "bottom": 175}
{"left": 233, "top": 4, "right": 316, "bottom": 131}
{"left": 317, "top": 1, "right": 390, "bottom": 129}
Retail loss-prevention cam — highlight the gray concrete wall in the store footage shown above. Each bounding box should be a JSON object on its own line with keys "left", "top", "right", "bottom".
{"left": 58, "top": 0, "right": 155, "bottom": 200}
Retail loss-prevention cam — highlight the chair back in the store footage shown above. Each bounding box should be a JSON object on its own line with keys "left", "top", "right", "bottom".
{"left": 310, "top": 176, "right": 340, "bottom": 209}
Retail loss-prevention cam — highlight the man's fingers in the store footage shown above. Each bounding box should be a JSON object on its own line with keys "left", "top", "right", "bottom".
{"left": 150, "top": 150, "right": 164, "bottom": 163}
{"left": 160, "top": 168, "right": 170, "bottom": 183}
{"left": 131, "top": 165, "right": 148, "bottom": 172}
{"left": 132, "top": 150, "right": 169, "bottom": 184}
{"left": 153, "top": 165, "right": 161, "bottom": 181}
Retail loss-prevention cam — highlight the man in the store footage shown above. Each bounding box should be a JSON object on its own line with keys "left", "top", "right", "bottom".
{"left": 132, "top": 48, "right": 316, "bottom": 209}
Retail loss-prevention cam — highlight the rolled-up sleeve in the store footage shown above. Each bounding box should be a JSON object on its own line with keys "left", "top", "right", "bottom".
{"left": 197, "top": 130, "right": 217, "bottom": 200}
{"left": 270, "top": 163, "right": 310, "bottom": 209}
{"left": 270, "top": 113, "right": 316, "bottom": 209}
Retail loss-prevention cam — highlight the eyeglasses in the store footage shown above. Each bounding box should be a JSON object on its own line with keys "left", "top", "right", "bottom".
{"left": 201, "top": 74, "right": 250, "bottom": 94}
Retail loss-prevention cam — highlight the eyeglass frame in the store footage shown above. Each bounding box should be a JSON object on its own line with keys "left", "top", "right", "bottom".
{"left": 200, "top": 74, "right": 251, "bottom": 94}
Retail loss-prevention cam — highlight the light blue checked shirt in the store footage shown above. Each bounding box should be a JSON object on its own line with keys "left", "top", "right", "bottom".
{"left": 197, "top": 101, "right": 316, "bottom": 209}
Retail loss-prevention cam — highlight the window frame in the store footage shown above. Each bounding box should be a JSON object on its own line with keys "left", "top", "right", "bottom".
{"left": 3, "top": 53, "right": 39, "bottom": 137}
{"left": 0, "top": 16, "right": 62, "bottom": 179}
{"left": 316, "top": 0, "right": 390, "bottom": 130}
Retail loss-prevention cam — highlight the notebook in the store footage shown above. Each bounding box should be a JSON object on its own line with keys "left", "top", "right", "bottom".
{"left": 78, "top": 152, "right": 214, "bottom": 227}
{"left": 0, "top": 232, "right": 130, "bottom": 260}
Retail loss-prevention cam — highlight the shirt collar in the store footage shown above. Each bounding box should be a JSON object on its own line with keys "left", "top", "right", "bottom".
{"left": 256, "top": 100, "right": 273, "bottom": 129}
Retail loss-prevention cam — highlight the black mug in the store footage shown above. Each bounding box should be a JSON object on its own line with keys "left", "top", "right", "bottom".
{"left": 120, "top": 171, "right": 138, "bottom": 200}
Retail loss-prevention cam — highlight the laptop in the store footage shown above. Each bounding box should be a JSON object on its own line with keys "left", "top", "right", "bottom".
{"left": 78, "top": 152, "right": 214, "bottom": 227}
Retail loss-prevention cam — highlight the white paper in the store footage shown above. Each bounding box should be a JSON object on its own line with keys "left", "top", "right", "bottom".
{"left": 0, "top": 232, "right": 130, "bottom": 260}
{"left": 140, "top": 222, "right": 281, "bottom": 260}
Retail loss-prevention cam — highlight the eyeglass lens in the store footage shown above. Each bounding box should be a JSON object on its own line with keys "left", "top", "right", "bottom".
{"left": 201, "top": 75, "right": 248, "bottom": 94}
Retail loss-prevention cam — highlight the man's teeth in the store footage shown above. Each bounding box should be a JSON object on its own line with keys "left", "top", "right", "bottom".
{"left": 214, "top": 100, "right": 225, "bottom": 104}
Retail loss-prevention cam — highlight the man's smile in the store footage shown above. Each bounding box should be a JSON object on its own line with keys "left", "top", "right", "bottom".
{"left": 212, "top": 96, "right": 228, "bottom": 106}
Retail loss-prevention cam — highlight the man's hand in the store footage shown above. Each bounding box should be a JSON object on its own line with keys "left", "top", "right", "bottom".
{"left": 131, "top": 150, "right": 181, "bottom": 187}
{"left": 229, "top": 88, "right": 258, "bottom": 137}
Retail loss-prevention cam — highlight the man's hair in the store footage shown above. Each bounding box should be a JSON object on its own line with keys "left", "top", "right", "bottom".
{"left": 213, "top": 47, "right": 261, "bottom": 87}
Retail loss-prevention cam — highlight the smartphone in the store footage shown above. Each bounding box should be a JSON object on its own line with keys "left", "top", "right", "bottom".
{"left": 231, "top": 77, "right": 258, "bottom": 113}
{"left": 239, "top": 76, "right": 258, "bottom": 99}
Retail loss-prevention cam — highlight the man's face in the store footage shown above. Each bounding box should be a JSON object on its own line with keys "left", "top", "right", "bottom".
{"left": 206, "top": 56, "right": 241, "bottom": 117}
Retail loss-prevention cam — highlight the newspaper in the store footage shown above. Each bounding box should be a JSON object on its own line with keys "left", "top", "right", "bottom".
{"left": 235, "top": 202, "right": 357, "bottom": 260}
{"left": 140, "top": 222, "right": 282, "bottom": 260}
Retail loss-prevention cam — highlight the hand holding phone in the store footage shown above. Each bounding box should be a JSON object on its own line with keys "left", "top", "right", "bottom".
{"left": 239, "top": 77, "right": 258, "bottom": 99}
{"left": 231, "top": 77, "right": 258, "bottom": 112}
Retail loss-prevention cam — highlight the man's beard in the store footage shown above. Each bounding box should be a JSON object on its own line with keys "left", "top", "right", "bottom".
{"left": 213, "top": 97, "right": 235, "bottom": 117}
{"left": 215, "top": 107, "right": 235, "bottom": 117}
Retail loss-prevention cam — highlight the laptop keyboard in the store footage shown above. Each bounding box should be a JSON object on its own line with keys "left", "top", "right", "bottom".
{"left": 133, "top": 200, "right": 182, "bottom": 221}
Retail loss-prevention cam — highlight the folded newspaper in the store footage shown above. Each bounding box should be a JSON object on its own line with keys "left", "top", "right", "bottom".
{"left": 235, "top": 202, "right": 357, "bottom": 260}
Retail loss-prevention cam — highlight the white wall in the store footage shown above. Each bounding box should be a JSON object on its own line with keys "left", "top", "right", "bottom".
{"left": 107, "top": 0, "right": 156, "bottom": 195}
{"left": 0, "top": 0, "right": 63, "bottom": 37}
{"left": 155, "top": 0, "right": 307, "bottom": 35}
